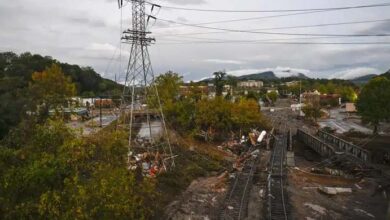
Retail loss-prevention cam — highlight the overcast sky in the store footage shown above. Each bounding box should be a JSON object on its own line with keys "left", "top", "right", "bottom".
{"left": 1, "top": 0, "right": 389, "bottom": 81}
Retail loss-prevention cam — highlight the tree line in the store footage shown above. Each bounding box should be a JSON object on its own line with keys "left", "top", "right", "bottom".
{"left": 154, "top": 71, "right": 269, "bottom": 141}
{"left": 0, "top": 52, "right": 122, "bottom": 138}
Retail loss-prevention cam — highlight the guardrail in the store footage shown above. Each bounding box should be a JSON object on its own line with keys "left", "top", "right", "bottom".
{"left": 297, "top": 129, "right": 336, "bottom": 157}
{"left": 317, "top": 130, "right": 371, "bottom": 163}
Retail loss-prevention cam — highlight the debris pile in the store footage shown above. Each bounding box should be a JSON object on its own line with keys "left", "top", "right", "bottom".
{"left": 128, "top": 151, "right": 167, "bottom": 178}
{"left": 218, "top": 129, "right": 267, "bottom": 156}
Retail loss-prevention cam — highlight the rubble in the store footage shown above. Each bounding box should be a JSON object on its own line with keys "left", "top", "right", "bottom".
{"left": 354, "top": 208, "right": 375, "bottom": 218}
{"left": 310, "top": 167, "right": 354, "bottom": 178}
{"left": 304, "top": 203, "right": 327, "bottom": 215}
{"left": 165, "top": 175, "right": 228, "bottom": 219}
{"left": 127, "top": 151, "right": 169, "bottom": 178}
{"left": 318, "top": 186, "right": 352, "bottom": 195}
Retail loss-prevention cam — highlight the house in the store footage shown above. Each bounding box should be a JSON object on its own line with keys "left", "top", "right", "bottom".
{"left": 320, "top": 94, "right": 341, "bottom": 107}
{"left": 179, "top": 85, "right": 208, "bottom": 97}
{"left": 238, "top": 80, "right": 263, "bottom": 89}
{"left": 49, "top": 107, "right": 89, "bottom": 121}
{"left": 267, "top": 89, "right": 279, "bottom": 94}
{"left": 301, "top": 90, "right": 320, "bottom": 104}
{"left": 345, "top": 103, "right": 357, "bottom": 113}
{"left": 285, "top": 81, "right": 300, "bottom": 87}
{"left": 222, "top": 85, "right": 232, "bottom": 96}
{"left": 94, "top": 99, "right": 113, "bottom": 108}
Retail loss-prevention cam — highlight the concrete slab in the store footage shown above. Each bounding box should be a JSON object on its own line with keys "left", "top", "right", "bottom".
{"left": 286, "top": 151, "right": 295, "bottom": 167}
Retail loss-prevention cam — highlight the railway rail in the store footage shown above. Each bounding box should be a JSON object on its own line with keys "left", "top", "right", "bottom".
{"left": 268, "top": 133, "right": 289, "bottom": 220}
{"left": 219, "top": 156, "right": 258, "bottom": 220}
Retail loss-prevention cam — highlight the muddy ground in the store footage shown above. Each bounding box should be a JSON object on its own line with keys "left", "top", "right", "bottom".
{"left": 165, "top": 150, "right": 271, "bottom": 220}
{"left": 163, "top": 98, "right": 389, "bottom": 219}
{"left": 289, "top": 140, "right": 389, "bottom": 220}
{"left": 165, "top": 173, "right": 228, "bottom": 220}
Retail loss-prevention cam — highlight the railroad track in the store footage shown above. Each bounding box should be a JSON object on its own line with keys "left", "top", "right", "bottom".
{"left": 268, "top": 134, "right": 289, "bottom": 220}
{"left": 219, "top": 156, "right": 258, "bottom": 220}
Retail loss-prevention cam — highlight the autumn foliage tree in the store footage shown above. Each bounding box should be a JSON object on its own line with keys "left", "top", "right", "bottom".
{"left": 232, "top": 98, "right": 264, "bottom": 136}
{"left": 195, "top": 97, "right": 233, "bottom": 139}
{"left": 0, "top": 120, "right": 158, "bottom": 219}
{"left": 30, "top": 64, "right": 76, "bottom": 115}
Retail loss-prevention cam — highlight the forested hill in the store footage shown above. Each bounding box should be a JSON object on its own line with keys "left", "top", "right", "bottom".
{"left": 0, "top": 51, "right": 122, "bottom": 138}
{"left": 379, "top": 69, "right": 390, "bottom": 79}
{"left": 0, "top": 52, "right": 122, "bottom": 97}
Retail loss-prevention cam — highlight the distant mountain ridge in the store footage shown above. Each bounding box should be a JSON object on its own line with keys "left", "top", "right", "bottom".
{"left": 379, "top": 69, "right": 390, "bottom": 79}
{"left": 237, "top": 71, "right": 278, "bottom": 80}
{"left": 349, "top": 74, "right": 377, "bottom": 85}
{"left": 349, "top": 69, "right": 390, "bottom": 84}
{"left": 199, "top": 70, "right": 309, "bottom": 82}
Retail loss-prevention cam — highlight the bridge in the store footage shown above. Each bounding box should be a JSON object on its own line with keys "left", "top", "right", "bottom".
{"left": 317, "top": 130, "right": 371, "bottom": 163}
{"left": 297, "top": 129, "right": 337, "bottom": 158}
{"left": 297, "top": 129, "right": 371, "bottom": 164}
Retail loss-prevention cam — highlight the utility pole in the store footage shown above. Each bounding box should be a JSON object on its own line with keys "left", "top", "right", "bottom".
{"left": 299, "top": 80, "right": 302, "bottom": 116}
{"left": 299, "top": 80, "right": 302, "bottom": 105}
{"left": 118, "top": 0, "right": 174, "bottom": 168}
{"left": 99, "top": 96, "right": 103, "bottom": 128}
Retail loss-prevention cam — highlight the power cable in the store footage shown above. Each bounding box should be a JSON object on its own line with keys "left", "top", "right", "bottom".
{"left": 153, "top": 10, "right": 326, "bottom": 30}
{"left": 154, "top": 18, "right": 390, "bottom": 36}
{"left": 156, "top": 40, "right": 390, "bottom": 45}
{"left": 159, "top": 35, "right": 381, "bottom": 44}
{"left": 155, "top": 17, "right": 390, "bottom": 37}
{"left": 146, "top": 2, "right": 390, "bottom": 13}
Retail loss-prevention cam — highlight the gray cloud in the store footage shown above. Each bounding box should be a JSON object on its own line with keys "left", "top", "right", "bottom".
{"left": 67, "top": 16, "right": 108, "bottom": 28}
{"left": 163, "top": 0, "right": 206, "bottom": 5}
{"left": 1, "top": 0, "right": 389, "bottom": 82}
{"left": 360, "top": 21, "right": 390, "bottom": 34}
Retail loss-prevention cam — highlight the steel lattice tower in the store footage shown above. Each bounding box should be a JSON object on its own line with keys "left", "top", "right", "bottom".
{"left": 119, "top": 0, "right": 174, "bottom": 169}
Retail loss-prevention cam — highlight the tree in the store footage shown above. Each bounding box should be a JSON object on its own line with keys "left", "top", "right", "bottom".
{"left": 232, "top": 98, "right": 264, "bottom": 136}
{"left": 164, "top": 98, "right": 195, "bottom": 133}
{"left": 195, "top": 97, "right": 233, "bottom": 140}
{"left": 267, "top": 91, "right": 278, "bottom": 103}
{"left": 356, "top": 77, "right": 390, "bottom": 134}
{"left": 0, "top": 120, "right": 159, "bottom": 219}
{"left": 226, "top": 75, "right": 237, "bottom": 95}
{"left": 29, "top": 64, "right": 76, "bottom": 114}
{"left": 213, "top": 71, "right": 226, "bottom": 97}
{"left": 338, "top": 86, "right": 357, "bottom": 102}
{"left": 246, "top": 91, "right": 259, "bottom": 101}
{"left": 154, "top": 71, "right": 183, "bottom": 104}
{"left": 302, "top": 102, "right": 322, "bottom": 122}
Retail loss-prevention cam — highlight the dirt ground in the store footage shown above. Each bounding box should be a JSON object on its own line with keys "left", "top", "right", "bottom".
{"left": 164, "top": 173, "right": 228, "bottom": 220}
{"left": 164, "top": 150, "right": 272, "bottom": 220}
{"left": 288, "top": 143, "right": 389, "bottom": 220}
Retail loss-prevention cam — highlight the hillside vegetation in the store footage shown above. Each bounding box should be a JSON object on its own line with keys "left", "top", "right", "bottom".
{"left": 0, "top": 52, "right": 122, "bottom": 138}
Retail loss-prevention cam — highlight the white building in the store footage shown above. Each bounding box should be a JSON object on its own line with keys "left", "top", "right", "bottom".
{"left": 238, "top": 80, "right": 263, "bottom": 89}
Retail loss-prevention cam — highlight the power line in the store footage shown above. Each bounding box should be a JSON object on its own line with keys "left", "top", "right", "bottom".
{"left": 156, "top": 40, "right": 390, "bottom": 45}
{"left": 155, "top": 18, "right": 390, "bottom": 36}
{"left": 155, "top": 17, "right": 390, "bottom": 37}
{"left": 159, "top": 35, "right": 386, "bottom": 44}
{"left": 153, "top": 10, "right": 326, "bottom": 30}
{"left": 147, "top": 2, "right": 390, "bottom": 13}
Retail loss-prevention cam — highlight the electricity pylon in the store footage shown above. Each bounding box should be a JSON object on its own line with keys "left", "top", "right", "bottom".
{"left": 118, "top": 0, "right": 174, "bottom": 169}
